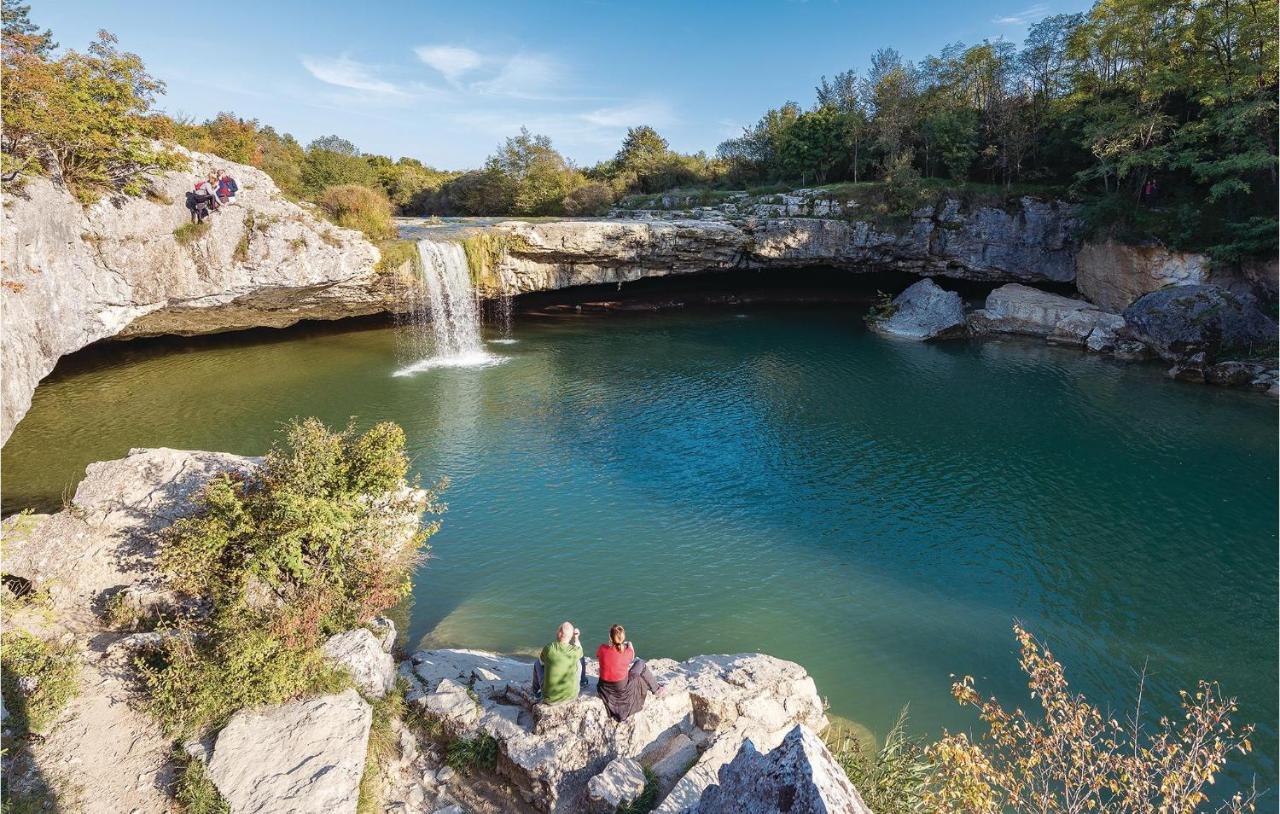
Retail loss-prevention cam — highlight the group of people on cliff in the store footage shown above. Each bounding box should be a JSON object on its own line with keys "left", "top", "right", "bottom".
{"left": 532, "top": 622, "right": 666, "bottom": 721}
{"left": 189, "top": 170, "right": 239, "bottom": 222}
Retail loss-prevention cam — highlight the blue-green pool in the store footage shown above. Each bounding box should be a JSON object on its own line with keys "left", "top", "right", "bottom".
{"left": 3, "top": 308, "right": 1275, "bottom": 801}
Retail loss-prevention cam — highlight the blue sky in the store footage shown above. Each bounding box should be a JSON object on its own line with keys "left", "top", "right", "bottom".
{"left": 32, "top": 0, "right": 1090, "bottom": 169}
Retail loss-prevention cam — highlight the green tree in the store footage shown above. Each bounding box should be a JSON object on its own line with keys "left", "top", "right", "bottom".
{"left": 302, "top": 134, "right": 378, "bottom": 194}
{"left": 1, "top": 0, "right": 55, "bottom": 55}
{"left": 485, "top": 128, "right": 581, "bottom": 215}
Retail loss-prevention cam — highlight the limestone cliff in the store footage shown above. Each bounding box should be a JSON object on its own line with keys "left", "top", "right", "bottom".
{"left": 485, "top": 196, "right": 1080, "bottom": 296}
{"left": 0, "top": 147, "right": 393, "bottom": 445}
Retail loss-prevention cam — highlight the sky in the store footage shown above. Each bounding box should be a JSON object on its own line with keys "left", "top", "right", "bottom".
{"left": 31, "top": 0, "right": 1091, "bottom": 169}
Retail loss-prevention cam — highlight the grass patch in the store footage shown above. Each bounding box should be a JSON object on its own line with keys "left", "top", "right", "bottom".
{"left": 0, "top": 630, "right": 80, "bottom": 735}
{"left": 172, "top": 748, "right": 230, "bottom": 814}
{"left": 444, "top": 732, "right": 498, "bottom": 773}
{"left": 233, "top": 233, "right": 250, "bottom": 264}
{"left": 357, "top": 681, "right": 408, "bottom": 814}
{"left": 316, "top": 184, "right": 396, "bottom": 241}
{"left": 375, "top": 238, "right": 420, "bottom": 276}
{"left": 615, "top": 767, "right": 660, "bottom": 814}
{"left": 460, "top": 232, "right": 512, "bottom": 287}
{"left": 288, "top": 236, "right": 307, "bottom": 252}
{"left": 174, "top": 221, "right": 212, "bottom": 245}
{"left": 825, "top": 707, "right": 930, "bottom": 814}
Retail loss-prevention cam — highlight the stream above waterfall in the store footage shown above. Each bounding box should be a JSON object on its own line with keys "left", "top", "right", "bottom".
{"left": 2, "top": 308, "right": 1275, "bottom": 801}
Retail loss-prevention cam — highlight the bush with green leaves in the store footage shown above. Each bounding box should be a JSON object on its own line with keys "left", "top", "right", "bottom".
{"left": 142, "top": 418, "right": 442, "bottom": 737}
{"left": 0, "top": 630, "right": 80, "bottom": 735}
{"left": 825, "top": 708, "right": 930, "bottom": 814}
{"left": 316, "top": 184, "right": 396, "bottom": 241}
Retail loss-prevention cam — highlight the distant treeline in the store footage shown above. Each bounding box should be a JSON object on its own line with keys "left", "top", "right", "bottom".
{"left": 1, "top": 0, "right": 1274, "bottom": 260}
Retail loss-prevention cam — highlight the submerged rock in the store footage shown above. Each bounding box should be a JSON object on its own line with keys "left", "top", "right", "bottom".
{"left": 403, "top": 648, "right": 827, "bottom": 813}
{"left": 1122, "top": 284, "right": 1278, "bottom": 363}
{"left": 696, "top": 724, "right": 871, "bottom": 814}
{"left": 207, "top": 688, "right": 372, "bottom": 814}
{"left": 867, "top": 278, "right": 967, "bottom": 341}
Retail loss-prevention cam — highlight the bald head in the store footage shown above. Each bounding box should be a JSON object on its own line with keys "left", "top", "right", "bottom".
{"left": 557, "top": 621, "right": 574, "bottom": 642}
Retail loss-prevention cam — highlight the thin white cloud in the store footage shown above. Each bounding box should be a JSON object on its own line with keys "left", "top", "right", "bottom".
{"left": 414, "top": 45, "right": 486, "bottom": 82}
{"left": 301, "top": 55, "right": 407, "bottom": 96}
{"left": 991, "top": 3, "right": 1049, "bottom": 24}
{"left": 471, "top": 53, "right": 563, "bottom": 99}
{"left": 579, "top": 101, "right": 675, "bottom": 129}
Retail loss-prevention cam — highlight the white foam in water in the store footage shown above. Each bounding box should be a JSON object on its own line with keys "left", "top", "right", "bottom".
{"left": 487, "top": 338, "right": 519, "bottom": 345}
{"left": 394, "top": 239, "right": 504, "bottom": 375}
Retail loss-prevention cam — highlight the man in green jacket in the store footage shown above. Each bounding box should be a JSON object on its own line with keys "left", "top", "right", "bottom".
{"left": 533, "top": 621, "right": 584, "bottom": 704}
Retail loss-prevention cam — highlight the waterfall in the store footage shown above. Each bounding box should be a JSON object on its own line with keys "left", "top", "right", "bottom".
{"left": 394, "top": 239, "right": 502, "bottom": 375}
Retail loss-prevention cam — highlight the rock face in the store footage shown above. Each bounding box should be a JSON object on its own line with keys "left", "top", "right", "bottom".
{"left": 0, "top": 147, "right": 391, "bottom": 445}
{"left": 207, "top": 688, "right": 372, "bottom": 814}
{"left": 1075, "top": 239, "right": 1209, "bottom": 313}
{"left": 970, "top": 283, "right": 1127, "bottom": 352}
{"left": 1123, "top": 284, "right": 1277, "bottom": 363}
{"left": 587, "top": 757, "right": 648, "bottom": 812}
{"left": 867, "top": 278, "right": 967, "bottom": 341}
{"left": 486, "top": 197, "right": 1079, "bottom": 297}
{"left": 697, "top": 725, "right": 872, "bottom": 814}
{"left": 323, "top": 627, "right": 397, "bottom": 698}
{"left": 402, "top": 648, "right": 827, "bottom": 813}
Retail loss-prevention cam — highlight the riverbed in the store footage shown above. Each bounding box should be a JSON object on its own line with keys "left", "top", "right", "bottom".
{"left": 3, "top": 307, "right": 1275, "bottom": 799}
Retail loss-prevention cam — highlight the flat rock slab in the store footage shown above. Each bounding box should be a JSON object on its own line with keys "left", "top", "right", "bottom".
{"left": 208, "top": 688, "right": 372, "bottom": 814}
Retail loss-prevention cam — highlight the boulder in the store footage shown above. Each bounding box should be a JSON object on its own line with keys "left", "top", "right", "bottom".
{"left": 1, "top": 147, "right": 391, "bottom": 445}
{"left": 867, "top": 279, "right": 967, "bottom": 341}
{"left": 696, "top": 725, "right": 871, "bottom": 814}
{"left": 323, "top": 628, "right": 396, "bottom": 698}
{"left": 970, "top": 283, "right": 1127, "bottom": 352}
{"left": 207, "top": 688, "right": 372, "bottom": 814}
{"left": 1076, "top": 239, "right": 1209, "bottom": 312}
{"left": 587, "top": 757, "right": 648, "bottom": 812}
{"left": 1122, "top": 284, "right": 1278, "bottom": 363}
{"left": 405, "top": 650, "right": 827, "bottom": 813}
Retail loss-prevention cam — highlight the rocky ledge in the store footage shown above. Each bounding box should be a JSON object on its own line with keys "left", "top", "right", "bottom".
{"left": 0, "top": 449, "right": 865, "bottom": 814}
{"left": 484, "top": 196, "right": 1080, "bottom": 297}
{"left": 0, "top": 147, "right": 394, "bottom": 445}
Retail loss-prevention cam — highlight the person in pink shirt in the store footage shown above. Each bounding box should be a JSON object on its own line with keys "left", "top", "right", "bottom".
{"left": 594, "top": 623, "right": 665, "bottom": 721}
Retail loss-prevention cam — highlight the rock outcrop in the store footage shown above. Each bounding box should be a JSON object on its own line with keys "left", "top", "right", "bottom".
{"left": 486, "top": 196, "right": 1079, "bottom": 298}
{"left": 402, "top": 648, "right": 828, "bottom": 813}
{"left": 867, "top": 278, "right": 967, "bottom": 341}
{"left": 323, "top": 627, "right": 397, "bottom": 699}
{"left": 969, "top": 283, "right": 1128, "bottom": 353}
{"left": 0, "top": 147, "right": 392, "bottom": 445}
{"left": 1075, "top": 239, "right": 1209, "bottom": 313}
{"left": 697, "top": 725, "right": 872, "bottom": 814}
{"left": 207, "top": 689, "right": 372, "bottom": 814}
{"left": 1122, "top": 284, "right": 1278, "bottom": 363}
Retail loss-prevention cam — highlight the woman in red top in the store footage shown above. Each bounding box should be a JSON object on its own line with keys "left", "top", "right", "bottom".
{"left": 595, "top": 624, "right": 664, "bottom": 721}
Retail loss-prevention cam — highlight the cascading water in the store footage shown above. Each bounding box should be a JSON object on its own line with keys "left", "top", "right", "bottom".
{"left": 394, "top": 239, "right": 503, "bottom": 375}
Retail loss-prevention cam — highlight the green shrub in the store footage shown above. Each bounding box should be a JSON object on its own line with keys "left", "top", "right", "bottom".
{"left": 0, "top": 630, "right": 80, "bottom": 735}
{"left": 460, "top": 232, "right": 512, "bottom": 288}
{"left": 375, "top": 239, "right": 420, "bottom": 276}
{"left": 316, "top": 184, "right": 396, "bottom": 241}
{"left": 172, "top": 748, "right": 230, "bottom": 814}
{"left": 561, "top": 182, "right": 614, "bottom": 216}
{"left": 142, "top": 418, "right": 442, "bottom": 737}
{"left": 445, "top": 733, "right": 498, "bottom": 772}
{"left": 174, "top": 221, "right": 211, "bottom": 244}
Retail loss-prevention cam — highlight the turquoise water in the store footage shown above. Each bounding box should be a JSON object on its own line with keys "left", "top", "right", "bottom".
{"left": 3, "top": 308, "right": 1275, "bottom": 801}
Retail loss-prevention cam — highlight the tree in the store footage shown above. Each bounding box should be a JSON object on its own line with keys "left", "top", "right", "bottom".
{"left": 867, "top": 49, "right": 920, "bottom": 172}
{"left": 484, "top": 128, "right": 581, "bottom": 215}
{"left": 1, "top": 28, "right": 177, "bottom": 198}
{"left": 1, "top": 0, "right": 54, "bottom": 56}
{"left": 927, "top": 625, "right": 1258, "bottom": 814}
{"left": 301, "top": 134, "right": 377, "bottom": 194}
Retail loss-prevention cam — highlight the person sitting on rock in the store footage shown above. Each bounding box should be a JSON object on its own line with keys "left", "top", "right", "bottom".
{"left": 595, "top": 624, "right": 664, "bottom": 721}
{"left": 216, "top": 170, "right": 239, "bottom": 205}
{"left": 532, "top": 621, "right": 585, "bottom": 704}
{"left": 191, "top": 172, "right": 221, "bottom": 220}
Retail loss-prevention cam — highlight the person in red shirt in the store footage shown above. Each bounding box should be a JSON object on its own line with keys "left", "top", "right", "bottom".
{"left": 595, "top": 623, "right": 665, "bottom": 721}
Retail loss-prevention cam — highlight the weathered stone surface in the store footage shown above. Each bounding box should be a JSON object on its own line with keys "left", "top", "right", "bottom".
{"left": 323, "top": 627, "right": 396, "bottom": 698}
{"left": 696, "top": 725, "right": 871, "bottom": 814}
{"left": 487, "top": 197, "right": 1079, "bottom": 299}
{"left": 1123, "top": 284, "right": 1278, "bottom": 363}
{"left": 208, "top": 689, "right": 371, "bottom": 814}
{"left": 868, "top": 278, "right": 967, "bottom": 341}
{"left": 405, "top": 649, "right": 826, "bottom": 813}
{"left": 1, "top": 147, "right": 391, "bottom": 445}
{"left": 587, "top": 757, "right": 648, "bottom": 812}
{"left": 970, "top": 283, "right": 1127, "bottom": 354}
{"left": 1076, "top": 239, "right": 1208, "bottom": 312}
